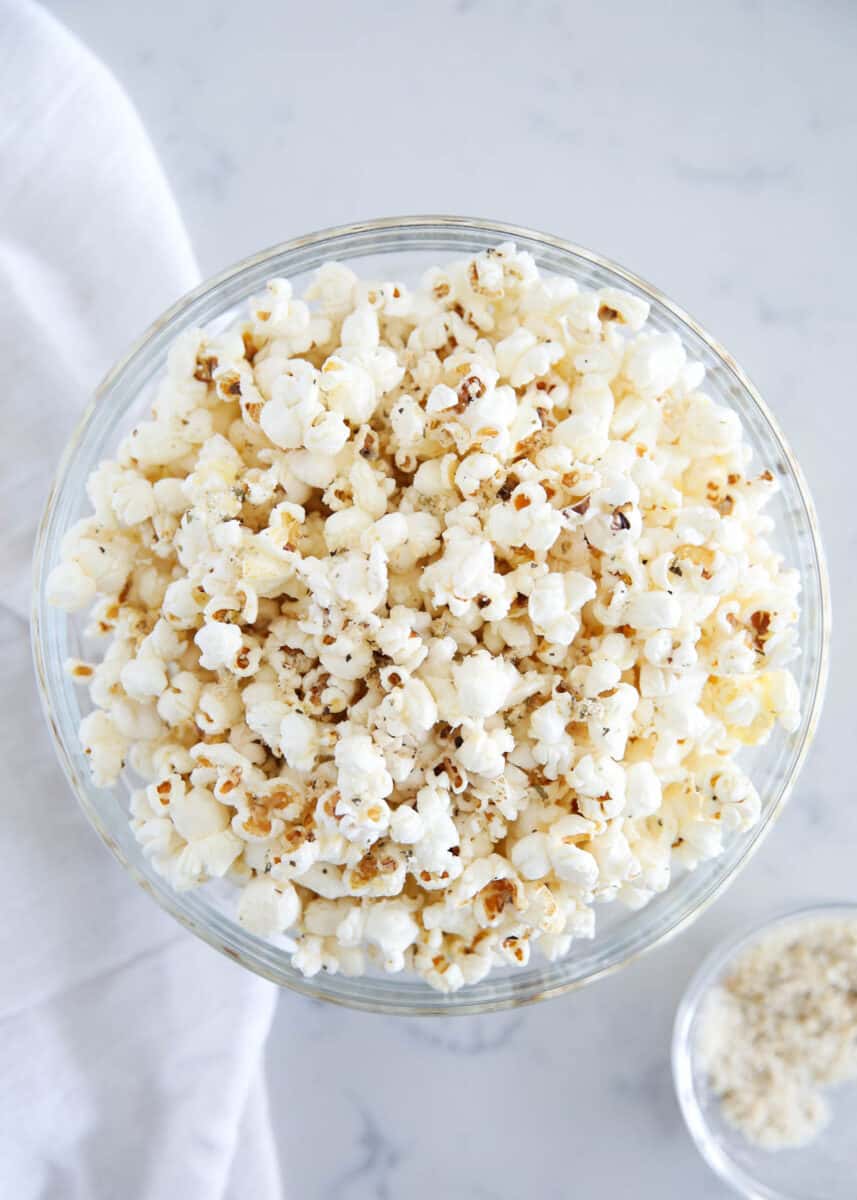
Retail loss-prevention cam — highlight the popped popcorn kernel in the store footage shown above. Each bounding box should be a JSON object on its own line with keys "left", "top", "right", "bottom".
{"left": 49, "top": 243, "right": 801, "bottom": 991}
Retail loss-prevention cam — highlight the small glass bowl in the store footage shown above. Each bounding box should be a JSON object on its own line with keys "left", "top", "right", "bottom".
{"left": 673, "top": 904, "right": 857, "bottom": 1199}
{"left": 31, "top": 217, "right": 830, "bottom": 1015}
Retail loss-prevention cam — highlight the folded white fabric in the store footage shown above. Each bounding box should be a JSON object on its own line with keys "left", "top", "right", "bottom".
{"left": 0, "top": 3, "right": 281, "bottom": 1197}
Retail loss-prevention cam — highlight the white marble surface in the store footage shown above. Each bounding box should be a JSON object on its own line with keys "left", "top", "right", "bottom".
{"left": 42, "top": 0, "right": 857, "bottom": 1195}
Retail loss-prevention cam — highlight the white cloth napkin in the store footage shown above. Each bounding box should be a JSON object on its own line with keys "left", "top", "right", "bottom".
{"left": 0, "top": 3, "right": 282, "bottom": 1197}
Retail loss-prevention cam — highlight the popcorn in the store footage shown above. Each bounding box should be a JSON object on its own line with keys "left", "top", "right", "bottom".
{"left": 456, "top": 722, "right": 514, "bottom": 779}
{"left": 110, "top": 696, "right": 163, "bottom": 742}
{"left": 455, "top": 452, "right": 501, "bottom": 497}
{"left": 318, "top": 356, "right": 377, "bottom": 425}
{"left": 623, "top": 331, "right": 686, "bottom": 397}
{"left": 547, "top": 817, "right": 600, "bottom": 889}
{"left": 376, "top": 676, "right": 437, "bottom": 738}
{"left": 162, "top": 577, "right": 203, "bottom": 628}
{"left": 335, "top": 731, "right": 394, "bottom": 804}
{"left": 406, "top": 780, "right": 461, "bottom": 878}
{"left": 46, "top": 561, "right": 96, "bottom": 610}
{"left": 255, "top": 369, "right": 309, "bottom": 446}
{"left": 169, "top": 786, "right": 231, "bottom": 842}
{"left": 194, "top": 620, "right": 243, "bottom": 670}
{"left": 325, "top": 506, "right": 374, "bottom": 552}
{"left": 569, "top": 754, "right": 626, "bottom": 820}
{"left": 242, "top": 678, "right": 292, "bottom": 749}
{"left": 596, "top": 286, "right": 650, "bottom": 331}
{"left": 624, "top": 591, "right": 683, "bottom": 632}
{"left": 363, "top": 901, "right": 419, "bottom": 972}
{"left": 120, "top": 655, "right": 168, "bottom": 701}
{"left": 61, "top": 521, "right": 136, "bottom": 595}
{"left": 421, "top": 527, "right": 495, "bottom": 616}
{"left": 304, "top": 410, "right": 350, "bottom": 456}
{"left": 279, "top": 711, "right": 321, "bottom": 772}
{"left": 452, "top": 650, "right": 518, "bottom": 720}
{"left": 588, "top": 682, "right": 638, "bottom": 759}
{"left": 195, "top": 681, "right": 243, "bottom": 735}
{"left": 335, "top": 794, "right": 391, "bottom": 847}
{"left": 624, "top": 761, "right": 663, "bottom": 819}
{"left": 528, "top": 571, "right": 596, "bottom": 646}
{"left": 50, "top": 243, "right": 801, "bottom": 992}
{"left": 289, "top": 449, "right": 339, "bottom": 490}
{"left": 390, "top": 394, "right": 425, "bottom": 448}
{"left": 495, "top": 327, "right": 563, "bottom": 386}
{"left": 389, "top": 803, "right": 424, "bottom": 844}
{"left": 486, "top": 483, "right": 563, "bottom": 553}
{"left": 510, "top": 832, "right": 551, "bottom": 880}
{"left": 79, "top": 710, "right": 126, "bottom": 787}
{"left": 238, "top": 876, "right": 301, "bottom": 935}
{"left": 529, "top": 696, "right": 574, "bottom": 779}
{"left": 554, "top": 376, "right": 614, "bottom": 461}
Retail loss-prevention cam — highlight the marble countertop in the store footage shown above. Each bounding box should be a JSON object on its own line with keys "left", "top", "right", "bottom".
{"left": 43, "top": 0, "right": 857, "bottom": 1194}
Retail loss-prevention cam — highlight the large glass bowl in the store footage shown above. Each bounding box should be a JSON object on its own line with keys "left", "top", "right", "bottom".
{"left": 31, "top": 217, "right": 830, "bottom": 1015}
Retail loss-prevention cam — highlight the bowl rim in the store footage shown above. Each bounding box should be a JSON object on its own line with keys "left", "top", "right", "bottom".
{"left": 672, "top": 902, "right": 857, "bottom": 1199}
{"left": 30, "top": 215, "right": 831, "bottom": 1015}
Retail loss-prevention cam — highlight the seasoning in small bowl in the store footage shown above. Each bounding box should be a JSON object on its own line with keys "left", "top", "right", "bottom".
{"left": 674, "top": 904, "right": 857, "bottom": 1200}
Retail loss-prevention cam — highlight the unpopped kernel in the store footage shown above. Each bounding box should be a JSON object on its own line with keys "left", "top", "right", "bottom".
{"left": 50, "top": 245, "right": 801, "bottom": 990}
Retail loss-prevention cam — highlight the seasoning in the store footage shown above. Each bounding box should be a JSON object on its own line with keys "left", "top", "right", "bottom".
{"left": 697, "top": 916, "right": 857, "bottom": 1149}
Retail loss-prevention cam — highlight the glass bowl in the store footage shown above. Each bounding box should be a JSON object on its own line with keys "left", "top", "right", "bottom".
{"left": 31, "top": 217, "right": 830, "bottom": 1015}
{"left": 673, "top": 904, "right": 857, "bottom": 1199}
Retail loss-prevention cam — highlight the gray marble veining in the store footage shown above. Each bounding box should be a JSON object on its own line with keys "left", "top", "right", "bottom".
{"left": 41, "top": 0, "right": 857, "bottom": 1195}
